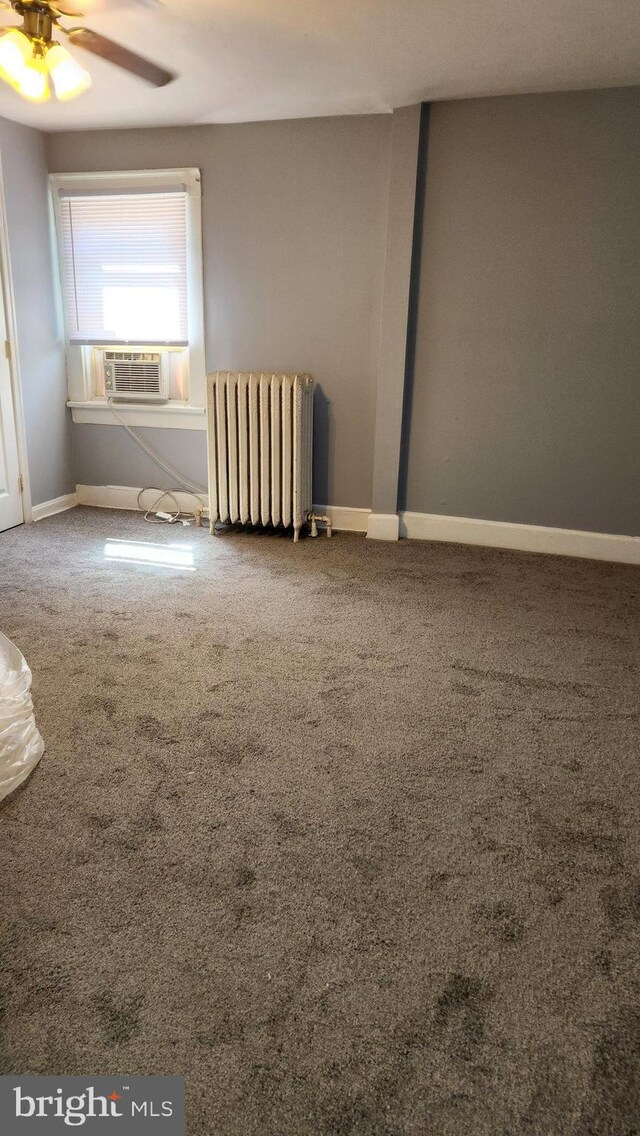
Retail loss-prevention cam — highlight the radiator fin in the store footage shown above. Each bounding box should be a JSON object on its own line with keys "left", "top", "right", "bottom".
{"left": 259, "top": 374, "right": 270, "bottom": 527}
{"left": 270, "top": 376, "right": 282, "bottom": 528}
{"left": 281, "top": 375, "right": 293, "bottom": 527}
{"left": 226, "top": 374, "right": 239, "bottom": 524}
{"left": 248, "top": 374, "right": 260, "bottom": 525}
{"left": 215, "top": 377, "right": 229, "bottom": 525}
{"left": 237, "top": 374, "right": 249, "bottom": 524}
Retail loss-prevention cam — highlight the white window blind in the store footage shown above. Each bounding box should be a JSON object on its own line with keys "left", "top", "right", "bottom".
{"left": 58, "top": 190, "right": 188, "bottom": 344}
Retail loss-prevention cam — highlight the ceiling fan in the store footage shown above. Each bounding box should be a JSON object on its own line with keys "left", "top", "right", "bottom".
{"left": 0, "top": 0, "right": 175, "bottom": 103}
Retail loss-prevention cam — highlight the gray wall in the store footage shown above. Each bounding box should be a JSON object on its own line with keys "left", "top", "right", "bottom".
{"left": 47, "top": 116, "right": 391, "bottom": 508}
{"left": 0, "top": 116, "right": 72, "bottom": 506}
{"left": 45, "top": 90, "right": 640, "bottom": 533}
{"left": 72, "top": 424, "right": 207, "bottom": 492}
{"left": 404, "top": 87, "right": 640, "bottom": 536}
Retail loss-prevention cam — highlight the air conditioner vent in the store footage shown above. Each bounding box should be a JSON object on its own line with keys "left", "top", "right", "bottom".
{"left": 104, "top": 350, "right": 169, "bottom": 401}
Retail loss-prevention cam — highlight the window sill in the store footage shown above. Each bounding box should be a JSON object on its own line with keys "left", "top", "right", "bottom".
{"left": 67, "top": 400, "right": 206, "bottom": 431}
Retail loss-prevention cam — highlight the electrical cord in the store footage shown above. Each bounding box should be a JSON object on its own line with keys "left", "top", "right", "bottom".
{"left": 106, "top": 399, "right": 209, "bottom": 525}
{"left": 106, "top": 398, "right": 207, "bottom": 495}
{"left": 136, "top": 488, "right": 208, "bottom": 526}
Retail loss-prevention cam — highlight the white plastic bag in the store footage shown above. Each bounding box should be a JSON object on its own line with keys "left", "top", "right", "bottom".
{"left": 0, "top": 631, "right": 44, "bottom": 802}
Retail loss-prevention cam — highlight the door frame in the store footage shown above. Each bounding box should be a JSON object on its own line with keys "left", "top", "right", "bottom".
{"left": 0, "top": 147, "right": 32, "bottom": 524}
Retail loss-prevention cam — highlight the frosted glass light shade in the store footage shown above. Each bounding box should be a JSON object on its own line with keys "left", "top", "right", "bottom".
{"left": 0, "top": 29, "right": 50, "bottom": 102}
{"left": 46, "top": 43, "right": 91, "bottom": 101}
{"left": 15, "top": 53, "right": 50, "bottom": 102}
{"left": 0, "top": 29, "right": 31, "bottom": 88}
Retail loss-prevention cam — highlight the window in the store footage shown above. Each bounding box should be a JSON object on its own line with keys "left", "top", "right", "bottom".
{"left": 51, "top": 168, "right": 205, "bottom": 428}
{"left": 59, "top": 192, "right": 188, "bottom": 344}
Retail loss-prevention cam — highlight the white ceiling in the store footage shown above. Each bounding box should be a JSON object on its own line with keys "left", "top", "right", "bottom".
{"left": 0, "top": 0, "right": 639, "bottom": 132}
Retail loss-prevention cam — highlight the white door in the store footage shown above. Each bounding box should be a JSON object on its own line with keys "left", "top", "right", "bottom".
{"left": 0, "top": 278, "right": 22, "bottom": 532}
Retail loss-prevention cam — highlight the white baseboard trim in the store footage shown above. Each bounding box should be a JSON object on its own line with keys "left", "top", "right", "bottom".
{"left": 76, "top": 487, "right": 371, "bottom": 533}
{"left": 31, "top": 492, "right": 78, "bottom": 522}
{"left": 366, "top": 512, "right": 400, "bottom": 541}
{"left": 314, "top": 504, "right": 370, "bottom": 533}
{"left": 76, "top": 484, "right": 209, "bottom": 514}
{"left": 400, "top": 511, "right": 640, "bottom": 566}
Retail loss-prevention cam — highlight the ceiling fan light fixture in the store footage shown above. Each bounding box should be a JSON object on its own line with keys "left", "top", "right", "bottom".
{"left": 0, "top": 27, "right": 32, "bottom": 91}
{"left": 46, "top": 42, "right": 91, "bottom": 101}
{"left": 0, "top": 27, "right": 49, "bottom": 102}
{"left": 15, "top": 49, "right": 50, "bottom": 102}
{"left": 0, "top": 0, "right": 175, "bottom": 103}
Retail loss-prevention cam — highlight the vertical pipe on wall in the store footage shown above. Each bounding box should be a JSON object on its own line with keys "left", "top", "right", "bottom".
{"left": 367, "top": 103, "right": 424, "bottom": 540}
{"left": 396, "top": 103, "right": 430, "bottom": 517}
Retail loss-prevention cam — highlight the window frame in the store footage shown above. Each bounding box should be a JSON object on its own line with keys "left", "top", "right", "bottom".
{"left": 50, "top": 167, "right": 206, "bottom": 430}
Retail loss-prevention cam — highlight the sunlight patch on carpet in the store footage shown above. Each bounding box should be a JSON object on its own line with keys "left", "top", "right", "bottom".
{"left": 103, "top": 538, "right": 195, "bottom": 570}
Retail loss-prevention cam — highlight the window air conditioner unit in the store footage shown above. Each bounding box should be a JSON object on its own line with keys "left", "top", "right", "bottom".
{"left": 103, "top": 350, "right": 169, "bottom": 401}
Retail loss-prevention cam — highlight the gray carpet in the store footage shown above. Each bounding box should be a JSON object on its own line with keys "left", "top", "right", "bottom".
{"left": 1, "top": 506, "right": 639, "bottom": 1135}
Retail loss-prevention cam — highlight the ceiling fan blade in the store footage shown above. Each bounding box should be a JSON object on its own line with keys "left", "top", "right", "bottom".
{"left": 65, "top": 26, "right": 175, "bottom": 86}
{"left": 54, "top": 0, "right": 164, "bottom": 15}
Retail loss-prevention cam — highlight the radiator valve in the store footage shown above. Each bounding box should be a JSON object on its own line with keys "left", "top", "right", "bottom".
{"left": 308, "top": 513, "right": 333, "bottom": 538}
